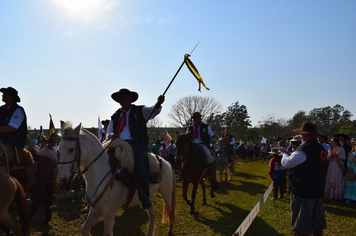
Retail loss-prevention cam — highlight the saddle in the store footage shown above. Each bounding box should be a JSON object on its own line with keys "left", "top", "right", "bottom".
{"left": 0, "top": 142, "right": 34, "bottom": 173}
{"left": 107, "top": 139, "right": 162, "bottom": 189}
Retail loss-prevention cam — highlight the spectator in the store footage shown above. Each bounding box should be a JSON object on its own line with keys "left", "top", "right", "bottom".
{"left": 280, "top": 122, "right": 327, "bottom": 236}
{"left": 344, "top": 139, "right": 356, "bottom": 204}
{"left": 324, "top": 137, "right": 346, "bottom": 200}
{"left": 269, "top": 148, "right": 284, "bottom": 199}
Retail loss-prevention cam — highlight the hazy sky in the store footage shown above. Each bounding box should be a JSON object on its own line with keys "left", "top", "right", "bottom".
{"left": 1, "top": 0, "right": 355, "bottom": 131}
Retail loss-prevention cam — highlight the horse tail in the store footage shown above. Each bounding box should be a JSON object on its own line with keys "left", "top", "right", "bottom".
{"left": 13, "top": 177, "right": 30, "bottom": 236}
{"left": 162, "top": 166, "right": 176, "bottom": 225}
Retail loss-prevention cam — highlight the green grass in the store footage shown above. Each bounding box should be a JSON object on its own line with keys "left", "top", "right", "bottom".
{"left": 17, "top": 159, "right": 356, "bottom": 235}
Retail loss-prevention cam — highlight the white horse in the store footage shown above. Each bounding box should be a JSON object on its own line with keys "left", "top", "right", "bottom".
{"left": 216, "top": 138, "right": 235, "bottom": 183}
{"left": 57, "top": 121, "right": 176, "bottom": 236}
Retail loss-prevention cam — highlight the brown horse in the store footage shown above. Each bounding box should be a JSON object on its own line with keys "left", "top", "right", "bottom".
{"left": 175, "top": 134, "right": 216, "bottom": 215}
{"left": 10, "top": 147, "right": 55, "bottom": 227}
{"left": 0, "top": 169, "right": 30, "bottom": 236}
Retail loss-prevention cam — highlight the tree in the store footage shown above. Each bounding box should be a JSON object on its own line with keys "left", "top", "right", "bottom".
{"left": 223, "top": 102, "right": 251, "bottom": 139}
{"left": 288, "top": 110, "right": 309, "bottom": 129}
{"left": 168, "top": 96, "right": 223, "bottom": 128}
{"left": 147, "top": 117, "right": 162, "bottom": 141}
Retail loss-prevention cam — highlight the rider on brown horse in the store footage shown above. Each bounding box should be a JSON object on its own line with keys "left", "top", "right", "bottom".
{"left": 187, "top": 112, "right": 217, "bottom": 182}
{"left": 0, "top": 87, "right": 29, "bottom": 173}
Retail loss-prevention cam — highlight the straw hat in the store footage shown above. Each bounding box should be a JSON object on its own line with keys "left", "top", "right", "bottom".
{"left": 293, "top": 122, "right": 322, "bottom": 137}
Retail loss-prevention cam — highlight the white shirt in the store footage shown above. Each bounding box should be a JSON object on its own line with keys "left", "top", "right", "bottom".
{"left": 6, "top": 106, "right": 25, "bottom": 129}
{"left": 106, "top": 104, "right": 161, "bottom": 140}
{"left": 186, "top": 123, "right": 214, "bottom": 144}
{"left": 281, "top": 150, "right": 307, "bottom": 169}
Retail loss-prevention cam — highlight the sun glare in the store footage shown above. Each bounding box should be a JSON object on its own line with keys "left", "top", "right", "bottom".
{"left": 53, "top": 0, "right": 116, "bottom": 21}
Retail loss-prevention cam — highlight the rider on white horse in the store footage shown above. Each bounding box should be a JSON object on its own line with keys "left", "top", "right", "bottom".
{"left": 106, "top": 88, "right": 165, "bottom": 209}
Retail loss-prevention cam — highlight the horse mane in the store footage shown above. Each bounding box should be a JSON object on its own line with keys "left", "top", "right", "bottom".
{"left": 60, "top": 121, "right": 77, "bottom": 138}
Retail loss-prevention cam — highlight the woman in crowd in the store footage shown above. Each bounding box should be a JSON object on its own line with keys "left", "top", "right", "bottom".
{"left": 344, "top": 139, "right": 356, "bottom": 203}
{"left": 324, "top": 137, "right": 346, "bottom": 200}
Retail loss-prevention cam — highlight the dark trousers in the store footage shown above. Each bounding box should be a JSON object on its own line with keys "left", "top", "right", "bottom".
{"left": 132, "top": 147, "right": 150, "bottom": 200}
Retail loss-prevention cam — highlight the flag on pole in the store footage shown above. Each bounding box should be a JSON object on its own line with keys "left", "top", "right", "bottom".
{"left": 40, "top": 126, "right": 44, "bottom": 136}
{"left": 261, "top": 136, "right": 267, "bottom": 144}
{"left": 184, "top": 55, "right": 209, "bottom": 92}
{"left": 98, "top": 116, "right": 104, "bottom": 141}
{"left": 165, "top": 130, "right": 172, "bottom": 142}
{"left": 48, "top": 114, "right": 56, "bottom": 138}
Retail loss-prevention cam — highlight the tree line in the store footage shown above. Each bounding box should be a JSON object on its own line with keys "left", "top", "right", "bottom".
{"left": 168, "top": 96, "right": 355, "bottom": 144}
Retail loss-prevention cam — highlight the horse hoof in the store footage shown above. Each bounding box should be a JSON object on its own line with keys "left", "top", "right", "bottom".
{"left": 211, "top": 193, "right": 216, "bottom": 198}
{"left": 189, "top": 211, "right": 195, "bottom": 215}
{"left": 202, "top": 200, "right": 207, "bottom": 206}
{"left": 167, "top": 232, "right": 175, "bottom": 236}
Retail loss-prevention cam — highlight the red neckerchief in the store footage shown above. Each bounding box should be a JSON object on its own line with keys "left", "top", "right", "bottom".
{"left": 193, "top": 122, "right": 201, "bottom": 140}
{"left": 115, "top": 109, "right": 128, "bottom": 136}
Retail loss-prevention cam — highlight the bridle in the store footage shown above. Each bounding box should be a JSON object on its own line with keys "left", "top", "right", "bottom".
{"left": 58, "top": 137, "right": 81, "bottom": 176}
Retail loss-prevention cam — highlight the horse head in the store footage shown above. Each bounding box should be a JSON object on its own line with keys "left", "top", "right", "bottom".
{"left": 58, "top": 121, "right": 82, "bottom": 184}
{"left": 175, "top": 133, "right": 193, "bottom": 162}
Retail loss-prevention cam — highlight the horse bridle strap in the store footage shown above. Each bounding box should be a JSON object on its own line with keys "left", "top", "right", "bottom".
{"left": 58, "top": 137, "right": 81, "bottom": 169}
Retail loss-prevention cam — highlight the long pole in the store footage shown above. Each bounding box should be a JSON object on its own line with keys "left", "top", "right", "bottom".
{"left": 134, "top": 42, "right": 200, "bottom": 140}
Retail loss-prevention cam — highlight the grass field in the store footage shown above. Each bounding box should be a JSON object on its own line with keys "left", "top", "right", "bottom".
{"left": 21, "top": 158, "right": 356, "bottom": 235}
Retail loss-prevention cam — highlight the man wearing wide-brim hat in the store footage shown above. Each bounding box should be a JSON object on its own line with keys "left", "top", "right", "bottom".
{"left": 0, "top": 87, "right": 27, "bottom": 172}
{"left": 280, "top": 122, "right": 327, "bottom": 236}
{"left": 186, "top": 111, "right": 217, "bottom": 184}
{"left": 106, "top": 88, "right": 164, "bottom": 210}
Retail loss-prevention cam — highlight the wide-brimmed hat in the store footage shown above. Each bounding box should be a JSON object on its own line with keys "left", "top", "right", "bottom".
{"left": 334, "top": 133, "right": 351, "bottom": 141}
{"left": 268, "top": 148, "right": 280, "bottom": 155}
{"left": 101, "top": 119, "right": 110, "bottom": 126}
{"left": 290, "top": 135, "right": 301, "bottom": 143}
{"left": 191, "top": 112, "right": 203, "bottom": 119}
{"left": 111, "top": 88, "right": 138, "bottom": 103}
{"left": 293, "top": 122, "right": 322, "bottom": 137}
{"left": 0, "top": 87, "right": 20, "bottom": 103}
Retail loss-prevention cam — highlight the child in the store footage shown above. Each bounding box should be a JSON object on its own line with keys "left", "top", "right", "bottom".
{"left": 269, "top": 148, "right": 284, "bottom": 199}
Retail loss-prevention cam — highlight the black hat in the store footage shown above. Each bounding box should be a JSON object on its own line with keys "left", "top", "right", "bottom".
{"left": 191, "top": 112, "right": 203, "bottom": 119}
{"left": 111, "top": 88, "right": 138, "bottom": 103}
{"left": 0, "top": 87, "right": 20, "bottom": 103}
{"left": 334, "top": 133, "right": 351, "bottom": 141}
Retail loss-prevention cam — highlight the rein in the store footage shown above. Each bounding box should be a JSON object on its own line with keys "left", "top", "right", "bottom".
{"left": 59, "top": 136, "right": 116, "bottom": 207}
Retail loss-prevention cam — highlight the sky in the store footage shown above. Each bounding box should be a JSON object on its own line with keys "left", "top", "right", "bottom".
{"left": 1, "top": 0, "right": 356, "bottom": 131}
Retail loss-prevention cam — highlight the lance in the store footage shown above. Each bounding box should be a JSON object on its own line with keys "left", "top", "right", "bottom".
{"left": 134, "top": 42, "right": 200, "bottom": 140}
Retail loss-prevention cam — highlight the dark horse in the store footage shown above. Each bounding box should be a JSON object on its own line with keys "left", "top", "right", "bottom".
{"left": 0, "top": 169, "right": 30, "bottom": 236}
{"left": 175, "top": 134, "right": 216, "bottom": 215}
{"left": 10, "top": 147, "right": 55, "bottom": 227}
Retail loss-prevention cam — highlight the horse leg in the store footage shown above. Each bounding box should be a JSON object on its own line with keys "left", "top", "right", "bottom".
{"left": 102, "top": 209, "right": 116, "bottom": 236}
{"left": 0, "top": 212, "right": 24, "bottom": 236}
{"left": 209, "top": 178, "right": 216, "bottom": 199}
{"left": 146, "top": 206, "right": 156, "bottom": 236}
{"left": 200, "top": 179, "right": 207, "bottom": 206}
{"left": 219, "top": 166, "right": 223, "bottom": 183}
{"left": 81, "top": 207, "right": 101, "bottom": 236}
{"left": 182, "top": 181, "right": 192, "bottom": 210}
{"left": 190, "top": 182, "right": 199, "bottom": 215}
{"left": 224, "top": 165, "right": 228, "bottom": 183}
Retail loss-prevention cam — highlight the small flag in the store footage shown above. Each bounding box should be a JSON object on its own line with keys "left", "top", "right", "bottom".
{"left": 261, "top": 136, "right": 267, "bottom": 144}
{"left": 165, "top": 130, "right": 172, "bottom": 142}
{"left": 48, "top": 114, "right": 56, "bottom": 137}
{"left": 98, "top": 116, "right": 104, "bottom": 141}
{"left": 184, "top": 54, "right": 209, "bottom": 92}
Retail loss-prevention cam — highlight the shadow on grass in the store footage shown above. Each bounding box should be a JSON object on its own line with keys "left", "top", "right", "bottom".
{"left": 235, "top": 180, "right": 268, "bottom": 196}
{"left": 324, "top": 201, "right": 356, "bottom": 217}
{"left": 192, "top": 202, "right": 283, "bottom": 236}
{"left": 235, "top": 172, "right": 267, "bottom": 180}
{"left": 89, "top": 206, "right": 149, "bottom": 236}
